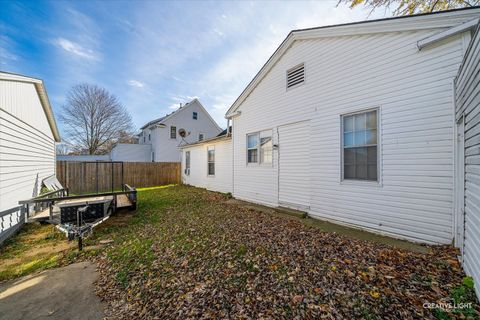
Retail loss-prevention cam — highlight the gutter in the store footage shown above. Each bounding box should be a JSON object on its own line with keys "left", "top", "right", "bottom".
{"left": 417, "top": 18, "right": 479, "bottom": 50}
{"left": 225, "top": 110, "right": 242, "bottom": 119}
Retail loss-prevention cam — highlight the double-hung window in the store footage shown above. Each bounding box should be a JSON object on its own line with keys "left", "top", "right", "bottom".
{"left": 185, "top": 151, "right": 190, "bottom": 175}
{"left": 247, "top": 130, "right": 272, "bottom": 164}
{"left": 342, "top": 109, "right": 378, "bottom": 181}
{"left": 170, "top": 126, "right": 177, "bottom": 139}
{"left": 207, "top": 146, "right": 215, "bottom": 175}
{"left": 193, "top": 112, "right": 198, "bottom": 120}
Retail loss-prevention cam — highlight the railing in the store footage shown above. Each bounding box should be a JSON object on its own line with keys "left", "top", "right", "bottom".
{"left": 0, "top": 206, "right": 26, "bottom": 245}
{"left": 24, "top": 189, "right": 69, "bottom": 220}
{"left": 18, "top": 184, "right": 136, "bottom": 213}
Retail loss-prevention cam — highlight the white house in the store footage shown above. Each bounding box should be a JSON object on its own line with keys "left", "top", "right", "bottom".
{"left": 0, "top": 72, "right": 61, "bottom": 242}
{"left": 181, "top": 129, "right": 232, "bottom": 193}
{"left": 182, "top": 8, "right": 480, "bottom": 247}
{"left": 135, "top": 98, "right": 221, "bottom": 162}
{"left": 56, "top": 98, "right": 222, "bottom": 163}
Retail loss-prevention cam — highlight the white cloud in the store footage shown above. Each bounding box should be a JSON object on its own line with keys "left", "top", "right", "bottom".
{"left": 213, "top": 28, "right": 224, "bottom": 37}
{"left": 128, "top": 80, "right": 145, "bottom": 88}
{"left": 53, "top": 37, "right": 99, "bottom": 60}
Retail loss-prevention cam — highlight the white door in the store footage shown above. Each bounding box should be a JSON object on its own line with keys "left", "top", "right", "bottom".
{"left": 455, "top": 117, "right": 465, "bottom": 257}
{"left": 278, "top": 121, "right": 310, "bottom": 210}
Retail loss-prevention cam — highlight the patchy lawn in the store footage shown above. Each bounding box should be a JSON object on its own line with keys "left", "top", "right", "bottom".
{"left": 0, "top": 224, "right": 76, "bottom": 281}
{"left": 1, "top": 185, "right": 479, "bottom": 319}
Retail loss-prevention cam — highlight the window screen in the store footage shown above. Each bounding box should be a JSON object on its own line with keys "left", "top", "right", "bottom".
{"left": 343, "top": 110, "right": 378, "bottom": 181}
{"left": 247, "top": 134, "right": 259, "bottom": 163}
{"left": 247, "top": 130, "right": 272, "bottom": 164}
{"left": 207, "top": 146, "right": 215, "bottom": 175}
{"left": 185, "top": 151, "right": 190, "bottom": 174}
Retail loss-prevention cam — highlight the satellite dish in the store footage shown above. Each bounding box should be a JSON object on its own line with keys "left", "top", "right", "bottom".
{"left": 179, "top": 128, "right": 189, "bottom": 138}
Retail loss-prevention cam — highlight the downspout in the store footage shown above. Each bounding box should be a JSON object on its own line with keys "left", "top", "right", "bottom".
{"left": 226, "top": 111, "right": 241, "bottom": 196}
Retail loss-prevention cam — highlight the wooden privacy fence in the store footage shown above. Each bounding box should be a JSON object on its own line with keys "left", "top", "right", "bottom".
{"left": 56, "top": 161, "right": 181, "bottom": 195}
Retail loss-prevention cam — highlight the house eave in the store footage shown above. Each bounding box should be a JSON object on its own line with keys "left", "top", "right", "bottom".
{"left": 224, "top": 7, "right": 480, "bottom": 117}
{"left": 0, "top": 71, "right": 61, "bottom": 142}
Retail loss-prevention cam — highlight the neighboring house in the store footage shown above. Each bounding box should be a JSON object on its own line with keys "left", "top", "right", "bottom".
{"left": 182, "top": 8, "right": 480, "bottom": 247}
{"left": 181, "top": 129, "right": 232, "bottom": 193}
{"left": 58, "top": 99, "right": 222, "bottom": 163}
{"left": 138, "top": 98, "right": 222, "bottom": 162}
{"left": 110, "top": 144, "right": 152, "bottom": 162}
{"left": 0, "top": 71, "right": 61, "bottom": 242}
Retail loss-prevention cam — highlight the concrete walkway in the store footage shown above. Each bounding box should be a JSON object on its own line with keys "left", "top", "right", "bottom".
{"left": 0, "top": 262, "right": 104, "bottom": 320}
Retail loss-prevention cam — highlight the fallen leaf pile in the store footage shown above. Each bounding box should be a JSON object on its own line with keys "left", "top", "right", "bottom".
{"left": 94, "top": 186, "right": 479, "bottom": 319}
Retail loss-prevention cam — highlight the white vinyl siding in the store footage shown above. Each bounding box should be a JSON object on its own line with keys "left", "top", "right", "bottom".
{"left": 278, "top": 121, "right": 310, "bottom": 210}
{"left": 182, "top": 139, "right": 232, "bottom": 193}
{"left": 232, "top": 26, "right": 470, "bottom": 243}
{"left": 0, "top": 80, "right": 56, "bottom": 237}
{"left": 110, "top": 144, "right": 152, "bottom": 162}
{"left": 455, "top": 25, "right": 480, "bottom": 299}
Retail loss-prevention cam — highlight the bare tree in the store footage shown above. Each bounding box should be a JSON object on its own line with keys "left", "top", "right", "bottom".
{"left": 60, "top": 84, "right": 134, "bottom": 155}
{"left": 338, "top": 0, "right": 479, "bottom": 16}
{"left": 55, "top": 142, "right": 72, "bottom": 155}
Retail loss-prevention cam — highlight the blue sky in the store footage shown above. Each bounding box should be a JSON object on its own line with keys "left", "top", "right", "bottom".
{"left": 1, "top": 1, "right": 391, "bottom": 133}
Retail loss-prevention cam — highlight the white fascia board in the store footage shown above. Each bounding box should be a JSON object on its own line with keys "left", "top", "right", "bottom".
{"left": 417, "top": 18, "right": 479, "bottom": 50}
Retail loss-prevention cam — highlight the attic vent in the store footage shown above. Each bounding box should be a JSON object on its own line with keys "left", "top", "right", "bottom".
{"left": 286, "top": 63, "right": 305, "bottom": 89}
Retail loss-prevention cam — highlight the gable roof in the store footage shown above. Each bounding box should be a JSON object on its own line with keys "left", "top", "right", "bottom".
{"left": 141, "top": 98, "right": 222, "bottom": 131}
{"left": 225, "top": 7, "right": 480, "bottom": 118}
{"left": 0, "top": 71, "right": 61, "bottom": 142}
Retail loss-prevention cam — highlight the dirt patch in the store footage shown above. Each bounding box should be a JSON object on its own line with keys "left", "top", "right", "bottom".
{"left": 0, "top": 242, "right": 74, "bottom": 270}
{"left": 0, "top": 261, "right": 104, "bottom": 320}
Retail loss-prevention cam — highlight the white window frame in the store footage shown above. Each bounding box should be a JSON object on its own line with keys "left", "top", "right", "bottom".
{"left": 246, "top": 129, "right": 273, "bottom": 166}
{"left": 198, "top": 133, "right": 204, "bottom": 141}
{"left": 340, "top": 108, "right": 381, "bottom": 185}
{"left": 170, "top": 126, "right": 176, "bottom": 139}
{"left": 193, "top": 112, "right": 198, "bottom": 120}
{"left": 207, "top": 146, "right": 215, "bottom": 176}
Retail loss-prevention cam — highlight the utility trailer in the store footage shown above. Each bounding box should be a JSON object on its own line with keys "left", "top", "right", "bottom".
{"left": 20, "top": 184, "right": 136, "bottom": 250}
{"left": 19, "top": 163, "right": 137, "bottom": 250}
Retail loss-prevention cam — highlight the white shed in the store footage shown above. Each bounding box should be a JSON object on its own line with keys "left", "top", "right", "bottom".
{"left": 0, "top": 72, "right": 61, "bottom": 242}
{"left": 223, "top": 8, "right": 480, "bottom": 244}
